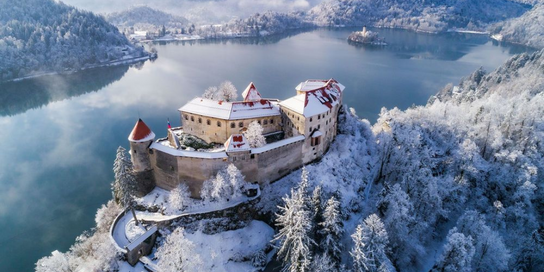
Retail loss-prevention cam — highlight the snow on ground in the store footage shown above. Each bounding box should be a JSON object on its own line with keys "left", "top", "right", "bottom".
{"left": 134, "top": 186, "right": 258, "bottom": 217}
{"left": 125, "top": 220, "right": 147, "bottom": 241}
{"left": 184, "top": 220, "right": 274, "bottom": 272}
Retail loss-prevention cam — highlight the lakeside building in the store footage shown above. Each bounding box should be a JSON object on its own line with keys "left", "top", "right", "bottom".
{"left": 128, "top": 79, "right": 345, "bottom": 197}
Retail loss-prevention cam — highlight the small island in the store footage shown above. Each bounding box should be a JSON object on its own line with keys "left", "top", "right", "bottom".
{"left": 348, "top": 26, "right": 387, "bottom": 46}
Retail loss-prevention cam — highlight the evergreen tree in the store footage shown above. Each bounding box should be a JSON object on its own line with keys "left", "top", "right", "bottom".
{"left": 311, "top": 185, "right": 324, "bottom": 245}
{"left": 351, "top": 214, "right": 392, "bottom": 272}
{"left": 319, "top": 196, "right": 344, "bottom": 264}
{"left": 112, "top": 146, "right": 137, "bottom": 207}
{"left": 274, "top": 169, "right": 315, "bottom": 272}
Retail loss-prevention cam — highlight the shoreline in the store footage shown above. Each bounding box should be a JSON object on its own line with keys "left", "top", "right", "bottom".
{"left": 4, "top": 55, "right": 151, "bottom": 84}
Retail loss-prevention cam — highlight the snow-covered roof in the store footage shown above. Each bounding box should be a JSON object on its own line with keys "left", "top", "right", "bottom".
{"left": 128, "top": 119, "right": 156, "bottom": 143}
{"left": 179, "top": 97, "right": 280, "bottom": 120}
{"left": 311, "top": 131, "right": 323, "bottom": 138}
{"left": 280, "top": 79, "right": 345, "bottom": 117}
{"left": 225, "top": 134, "right": 250, "bottom": 152}
{"left": 125, "top": 225, "right": 157, "bottom": 252}
{"left": 252, "top": 135, "right": 305, "bottom": 154}
{"left": 150, "top": 142, "right": 228, "bottom": 159}
{"left": 242, "top": 82, "right": 262, "bottom": 102}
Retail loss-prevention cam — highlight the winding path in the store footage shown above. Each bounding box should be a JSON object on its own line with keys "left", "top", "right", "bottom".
{"left": 110, "top": 189, "right": 261, "bottom": 270}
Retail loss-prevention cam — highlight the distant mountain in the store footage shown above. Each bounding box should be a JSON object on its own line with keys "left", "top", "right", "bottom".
{"left": 307, "top": 0, "right": 530, "bottom": 33}
{"left": 0, "top": 0, "right": 147, "bottom": 82}
{"left": 200, "top": 11, "right": 313, "bottom": 38}
{"left": 490, "top": 3, "right": 544, "bottom": 49}
{"left": 105, "top": 6, "right": 189, "bottom": 32}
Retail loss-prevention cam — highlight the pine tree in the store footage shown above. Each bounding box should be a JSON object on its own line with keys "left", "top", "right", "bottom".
{"left": 320, "top": 196, "right": 344, "bottom": 263}
{"left": 311, "top": 185, "right": 324, "bottom": 246}
{"left": 351, "top": 214, "right": 392, "bottom": 272}
{"left": 112, "top": 146, "right": 137, "bottom": 207}
{"left": 274, "top": 172, "right": 315, "bottom": 272}
{"left": 244, "top": 121, "right": 266, "bottom": 148}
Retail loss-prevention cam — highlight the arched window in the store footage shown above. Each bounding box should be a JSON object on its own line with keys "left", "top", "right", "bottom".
{"left": 198, "top": 117, "right": 202, "bottom": 124}
{"left": 230, "top": 123, "right": 235, "bottom": 128}
{"left": 191, "top": 116, "right": 194, "bottom": 122}
{"left": 217, "top": 121, "right": 221, "bottom": 127}
{"left": 207, "top": 119, "right": 211, "bottom": 125}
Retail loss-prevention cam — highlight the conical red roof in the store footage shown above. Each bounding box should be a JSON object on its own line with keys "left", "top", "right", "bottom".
{"left": 128, "top": 118, "right": 155, "bottom": 142}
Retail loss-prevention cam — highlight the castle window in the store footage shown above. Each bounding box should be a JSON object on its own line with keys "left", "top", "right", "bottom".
{"left": 239, "top": 122, "right": 243, "bottom": 128}
{"left": 258, "top": 120, "right": 261, "bottom": 125}
{"left": 270, "top": 119, "right": 274, "bottom": 124}
{"left": 191, "top": 116, "right": 194, "bottom": 122}
{"left": 297, "top": 116, "right": 300, "bottom": 121}
{"left": 310, "top": 117, "right": 313, "bottom": 122}
{"left": 207, "top": 119, "right": 211, "bottom": 125}
{"left": 318, "top": 115, "right": 321, "bottom": 120}
{"left": 217, "top": 121, "right": 221, "bottom": 127}
{"left": 263, "top": 120, "right": 268, "bottom": 125}
{"left": 198, "top": 117, "right": 202, "bottom": 124}
{"left": 250, "top": 154, "right": 255, "bottom": 159}
{"left": 309, "top": 127, "right": 312, "bottom": 132}
{"left": 149, "top": 149, "right": 154, "bottom": 154}
{"left": 184, "top": 115, "right": 188, "bottom": 120}
{"left": 231, "top": 123, "right": 235, "bottom": 128}
{"left": 318, "top": 125, "right": 321, "bottom": 129}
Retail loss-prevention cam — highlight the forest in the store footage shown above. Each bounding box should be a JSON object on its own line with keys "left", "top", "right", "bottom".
{"left": 0, "top": 0, "right": 146, "bottom": 82}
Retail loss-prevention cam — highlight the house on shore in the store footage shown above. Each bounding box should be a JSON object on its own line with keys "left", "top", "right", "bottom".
{"left": 128, "top": 79, "right": 345, "bottom": 197}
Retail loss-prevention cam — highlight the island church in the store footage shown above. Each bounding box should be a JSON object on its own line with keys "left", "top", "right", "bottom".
{"left": 128, "top": 79, "right": 345, "bottom": 197}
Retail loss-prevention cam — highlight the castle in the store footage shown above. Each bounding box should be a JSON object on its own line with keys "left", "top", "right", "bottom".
{"left": 128, "top": 79, "right": 345, "bottom": 197}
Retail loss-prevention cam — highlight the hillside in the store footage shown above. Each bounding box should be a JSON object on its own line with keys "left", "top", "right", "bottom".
{"left": 36, "top": 48, "right": 544, "bottom": 271}
{"left": 0, "top": 0, "right": 147, "bottom": 82}
{"left": 490, "top": 3, "right": 544, "bottom": 49}
{"left": 105, "top": 6, "right": 189, "bottom": 34}
{"left": 307, "top": 0, "right": 530, "bottom": 33}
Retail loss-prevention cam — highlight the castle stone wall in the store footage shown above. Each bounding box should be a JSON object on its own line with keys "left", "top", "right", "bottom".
{"left": 180, "top": 112, "right": 282, "bottom": 143}
{"left": 150, "top": 137, "right": 304, "bottom": 198}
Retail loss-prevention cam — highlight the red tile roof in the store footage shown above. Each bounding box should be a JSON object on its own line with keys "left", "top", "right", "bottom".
{"left": 128, "top": 119, "right": 155, "bottom": 142}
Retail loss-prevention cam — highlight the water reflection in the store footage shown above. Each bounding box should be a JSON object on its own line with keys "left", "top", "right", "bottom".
{"left": 0, "top": 64, "right": 141, "bottom": 116}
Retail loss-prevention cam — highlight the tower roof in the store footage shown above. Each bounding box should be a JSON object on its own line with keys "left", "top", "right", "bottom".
{"left": 280, "top": 79, "right": 345, "bottom": 117}
{"left": 224, "top": 134, "right": 250, "bottom": 152}
{"left": 128, "top": 118, "right": 156, "bottom": 143}
{"left": 241, "top": 82, "right": 262, "bottom": 102}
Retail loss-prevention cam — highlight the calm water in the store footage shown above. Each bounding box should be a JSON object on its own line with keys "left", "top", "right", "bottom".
{"left": 0, "top": 27, "right": 531, "bottom": 271}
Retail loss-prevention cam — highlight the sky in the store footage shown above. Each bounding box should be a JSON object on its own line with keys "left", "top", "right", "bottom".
{"left": 61, "top": 0, "right": 324, "bottom": 22}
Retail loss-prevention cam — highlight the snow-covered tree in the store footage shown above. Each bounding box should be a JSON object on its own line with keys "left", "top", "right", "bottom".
{"left": 169, "top": 183, "right": 191, "bottom": 213}
{"left": 311, "top": 185, "right": 324, "bottom": 244}
{"left": 274, "top": 176, "right": 315, "bottom": 272}
{"left": 244, "top": 121, "right": 266, "bottom": 148}
{"left": 311, "top": 253, "right": 336, "bottom": 272}
{"left": 219, "top": 81, "right": 238, "bottom": 101}
{"left": 432, "top": 230, "right": 475, "bottom": 272}
{"left": 201, "top": 81, "right": 238, "bottom": 101}
{"left": 455, "top": 211, "right": 510, "bottom": 271}
{"left": 203, "top": 86, "right": 219, "bottom": 100}
{"left": 35, "top": 250, "right": 71, "bottom": 272}
{"left": 319, "top": 196, "right": 343, "bottom": 263}
{"left": 200, "top": 164, "right": 248, "bottom": 202}
{"left": 112, "top": 146, "right": 137, "bottom": 207}
{"left": 156, "top": 227, "right": 203, "bottom": 271}
{"left": 351, "top": 214, "right": 392, "bottom": 272}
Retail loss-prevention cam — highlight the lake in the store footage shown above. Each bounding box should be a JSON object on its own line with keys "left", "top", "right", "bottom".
{"left": 0, "top": 27, "right": 531, "bottom": 271}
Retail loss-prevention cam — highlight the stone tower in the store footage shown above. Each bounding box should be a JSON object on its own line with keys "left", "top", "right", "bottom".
{"left": 128, "top": 118, "right": 155, "bottom": 172}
